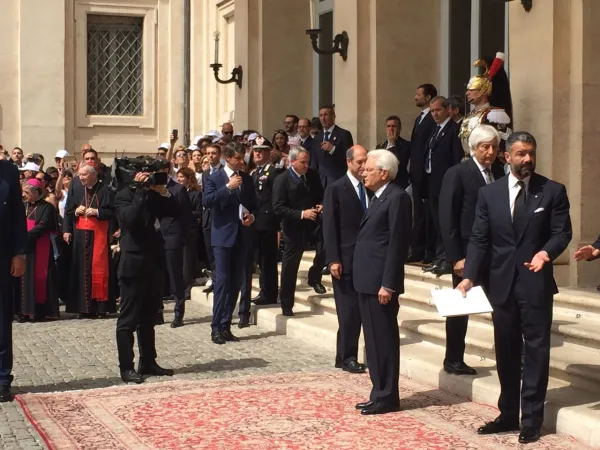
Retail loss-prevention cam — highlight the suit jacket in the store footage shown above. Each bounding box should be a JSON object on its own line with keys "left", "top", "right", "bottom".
{"left": 377, "top": 137, "right": 411, "bottom": 189}
{"left": 464, "top": 173, "right": 572, "bottom": 307}
{"left": 353, "top": 183, "right": 412, "bottom": 295}
{"left": 252, "top": 164, "right": 284, "bottom": 232}
{"left": 115, "top": 188, "right": 180, "bottom": 278}
{"left": 187, "top": 189, "right": 203, "bottom": 233}
{"left": 409, "top": 111, "right": 436, "bottom": 185}
{"left": 311, "top": 125, "right": 354, "bottom": 189}
{"left": 202, "top": 169, "right": 257, "bottom": 248}
{"left": 425, "top": 120, "right": 463, "bottom": 195}
{"left": 323, "top": 174, "right": 365, "bottom": 275}
{"left": 273, "top": 168, "right": 324, "bottom": 243}
{"left": 201, "top": 164, "right": 222, "bottom": 230}
{"left": 300, "top": 136, "right": 314, "bottom": 153}
{"left": 159, "top": 179, "right": 191, "bottom": 249}
{"left": 0, "top": 161, "right": 26, "bottom": 268}
{"left": 439, "top": 158, "right": 505, "bottom": 263}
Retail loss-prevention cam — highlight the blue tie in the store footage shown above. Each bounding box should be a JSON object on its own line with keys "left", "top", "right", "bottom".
{"left": 358, "top": 182, "right": 367, "bottom": 211}
{"left": 324, "top": 131, "right": 330, "bottom": 142}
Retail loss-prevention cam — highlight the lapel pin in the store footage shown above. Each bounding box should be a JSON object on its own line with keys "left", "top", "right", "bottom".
{"left": 333, "top": 137, "right": 337, "bottom": 141}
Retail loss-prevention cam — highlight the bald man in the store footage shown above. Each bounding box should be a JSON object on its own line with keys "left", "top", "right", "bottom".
{"left": 322, "top": 145, "right": 369, "bottom": 373}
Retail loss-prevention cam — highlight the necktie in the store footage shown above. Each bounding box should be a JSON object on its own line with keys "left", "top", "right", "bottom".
{"left": 358, "top": 182, "right": 367, "bottom": 211}
{"left": 513, "top": 180, "right": 527, "bottom": 232}
{"left": 483, "top": 168, "right": 493, "bottom": 184}
{"left": 324, "top": 131, "right": 330, "bottom": 142}
{"left": 426, "top": 126, "right": 441, "bottom": 173}
{"left": 301, "top": 174, "right": 307, "bottom": 185}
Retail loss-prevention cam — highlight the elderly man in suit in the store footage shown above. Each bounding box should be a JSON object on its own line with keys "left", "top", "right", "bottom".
{"left": 311, "top": 105, "right": 354, "bottom": 189}
{"left": 201, "top": 144, "right": 223, "bottom": 293}
{"left": 457, "top": 132, "right": 572, "bottom": 444}
{"left": 203, "top": 142, "right": 257, "bottom": 344}
{"left": 0, "top": 160, "right": 27, "bottom": 401}
{"left": 376, "top": 116, "right": 411, "bottom": 189}
{"left": 439, "top": 125, "right": 505, "bottom": 376}
{"left": 323, "top": 145, "right": 369, "bottom": 374}
{"left": 353, "top": 150, "right": 412, "bottom": 415}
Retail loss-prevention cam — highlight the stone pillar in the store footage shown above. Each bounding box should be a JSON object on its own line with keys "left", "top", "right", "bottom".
{"left": 19, "top": 0, "right": 66, "bottom": 153}
{"left": 0, "top": 2, "right": 20, "bottom": 147}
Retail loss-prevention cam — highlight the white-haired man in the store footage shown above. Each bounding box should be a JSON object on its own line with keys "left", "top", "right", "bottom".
{"left": 438, "top": 125, "right": 505, "bottom": 377}
{"left": 353, "top": 149, "right": 412, "bottom": 415}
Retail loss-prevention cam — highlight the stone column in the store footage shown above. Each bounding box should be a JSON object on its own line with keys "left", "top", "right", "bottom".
{"left": 0, "top": 2, "right": 20, "bottom": 147}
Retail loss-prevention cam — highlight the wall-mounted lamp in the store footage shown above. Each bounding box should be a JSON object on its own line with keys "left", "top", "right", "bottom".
{"left": 503, "top": 0, "right": 532, "bottom": 12}
{"left": 306, "top": 2, "right": 349, "bottom": 61}
{"left": 209, "top": 31, "right": 243, "bottom": 89}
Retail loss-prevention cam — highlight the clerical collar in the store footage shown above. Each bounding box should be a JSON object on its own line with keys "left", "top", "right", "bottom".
{"left": 85, "top": 181, "right": 99, "bottom": 190}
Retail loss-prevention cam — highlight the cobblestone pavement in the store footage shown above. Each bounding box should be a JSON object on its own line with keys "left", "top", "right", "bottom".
{"left": 0, "top": 301, "right": 333, "bottom": 449}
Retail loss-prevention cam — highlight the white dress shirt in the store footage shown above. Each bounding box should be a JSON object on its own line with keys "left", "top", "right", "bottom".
{"left": 508, "top": 172, "right": 530, "bottom": 220}
{"left": 472, "top": 158, "right": 495, "bottom": 184}
{"left": 347, "top": 171, "right": 369, "bottom": 209}
{"left": 323, "top": 125, "right": 337, "bottom": 154}
{"left": 418, "top": 107, "right": 431, "bottom": 124}
{"left": 425, "top": 116, "right": 452, "bottom": 174}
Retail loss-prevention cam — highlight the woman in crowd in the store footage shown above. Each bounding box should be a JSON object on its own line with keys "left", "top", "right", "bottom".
{"left": 57, "top": 169, "right": 73, "bottom": 220}
{"left": 176, "top": 167, "right": 204, "bottom": 304}
{"left": 16, "top": 179, "right": 60, "bottom": 322}
{"left": 190, "top": 149, "right": 204, "bottom": 182}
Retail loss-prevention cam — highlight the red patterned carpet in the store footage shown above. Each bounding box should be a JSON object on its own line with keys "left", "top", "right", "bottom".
{"left": 16, "top": 372, "right": 588, "bottom": 450}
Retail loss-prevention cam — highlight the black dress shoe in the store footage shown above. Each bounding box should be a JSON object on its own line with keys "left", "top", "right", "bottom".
{"left": 203, "top": 285, "right": 214, "bottom": 294}
{"left": 251, "top": 295, "right": 266, "bottom": 303}
{"left": 238, "top": 316, "right": 251, "bottom": 328}
{"left": 221, "top": 329, "right": 240, "bottom": 342}
{"left": 309, "top": 282, "right": 327, "bottom": 294}
{"left": 342, "top": 360, "right": 367, "bottom": 374}
{"left": 444, "top": 361, "right": 477, "bottom": 376}
{"left": 431, "top": 261, "right": 453, "bottom": 275}
{"left": 282, "top": 309, "right": 294, "bottom": 317}
{"left": 170, "top": 317, "right": 184, "bottom": 328}
{"left": 0, "top": 386, "right": 14, "bottom": 403}
{"left": 14, "top": 315, "right": 29, "bottom": 323}
{"left": 355, "top": 400, "right": 373, "bottom": 410}
{"left": 422, "top": 265, "right": 437, "bottom": 273}
{"left": 477, "top": 417, "right": 520, "bottom": 435}
{"left": 406, "top": 253, "right": 424, "bottom": 264}
{"left": 361, "top": 403, "right": 401, "bottom": 415}
{"left": 211, "top": 332, "right": 226, "bottom": 345}
{"left": 335, "top": 358, "right": 342, "bottom": 369}
{"left": 518, "top": 427, "right": 541, "bottom": 444}
{"left": 321, "top": 267, "right": 330, "bottom": 276}
{"left": 253, "top": 298, "right": 277, "bottom": 306}
{"left": 138, "top": 362, "right": 174, "bottom": 377}
{"left": 121, "top": 369, "right": 144, "bottom": 384}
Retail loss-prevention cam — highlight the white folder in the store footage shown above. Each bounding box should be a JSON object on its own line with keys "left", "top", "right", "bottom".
{"left": 431, "top": 286, "right": 493, "bottom": 317}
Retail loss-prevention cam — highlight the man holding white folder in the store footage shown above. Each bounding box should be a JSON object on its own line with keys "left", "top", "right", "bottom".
{"left": 457, "top": 132, "right": 572, "bottom": 444}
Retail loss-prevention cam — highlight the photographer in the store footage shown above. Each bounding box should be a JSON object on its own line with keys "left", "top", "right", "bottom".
{"left": 114, "top": 169, "right": 179, "bottom": 384}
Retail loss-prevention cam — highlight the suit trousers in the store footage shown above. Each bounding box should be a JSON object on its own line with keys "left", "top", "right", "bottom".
{"left": 212, "top": 236, "right": 247, "bottom": 333}
{"left": 165, "top": 247, "right": 186, "bottom": 319}
{"left": 116, "top": 276, "right": 159, "bottom": 371}
{"left": 445, "top": 273, "right": 469, "bottom": 364}
{"left": 332, "top": 275, "right": 362, "bottom": 365}
{"left": 492, "top": 278, "right": 553, "bottom": 428}
{"left": 410, "top": 182, "right": 436, "bottom": 260}
{"left": 202, "top": 226, "right": 216, "bottom": 282}
{"left": 358, "top": 292, "right": 400, "bottom": 407}
{"left": 183, "top": 229, "right": 199, "bottom": 299}
{"left": 239, "top": 231, "right": 257, "bottom": 319}
{"left": 426, "top": 177, "right": 446, "bottom": 264}
{"left": 0, "top": 270, "right": 14, "bottom": 387}
{"left": 256, "top": 229, "right": 279, "bottom": 302}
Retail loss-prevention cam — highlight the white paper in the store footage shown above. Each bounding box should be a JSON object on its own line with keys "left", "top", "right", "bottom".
{"left": 431, "top": 286, "right": 493, "bottom": 317}
{"left": 239, "top": 204, "right": 249, "bottom": 221}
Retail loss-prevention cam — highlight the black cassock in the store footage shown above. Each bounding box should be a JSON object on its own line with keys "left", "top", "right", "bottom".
{"left": 18, "top": 200, "right": 60, "bottom": 319}
{"left": 64, "top": 179, "right": 116, "bottom": 315}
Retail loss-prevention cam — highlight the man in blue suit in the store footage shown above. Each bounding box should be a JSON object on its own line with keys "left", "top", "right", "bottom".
{"left": 203, "top": 142, "right": 257, "bottom": 344}
{"left": 0, "top": 160, "right": 27, "bottom": 402}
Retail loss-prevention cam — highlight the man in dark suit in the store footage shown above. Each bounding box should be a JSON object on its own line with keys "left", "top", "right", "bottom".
{"left": 377, "top": 115, "right": 411, "bottom": 189}
{"left": 203, "top": 142, "right": 257, "bottom": 344}
{"left": 457, "top": 132, "right": 572, "bottom": 444}
{"left": 298, "top": 118, "right": 314, "bottom": 158}
{"left": 239, "top": 138, "right": 284, "bottom": 326}
{"left": 273, "top": 147, "right": 326, "bottom": 316}
{"left": 159, "top": 162, "right": 192, "bottom": 328}
{"left": 353, "top": 150, "right": 412, "bottom": 415}
{"left": 439, "top": 125, "right": 505, "bottom": 376}
{"left": 201, "top": 144, "right": 223, "bottom": 293}
{"left": 115, "top": 171, "right": 179, "bottom": 383}
{"left": 323, "top": 145, "right": 369, "bottom": 374}
{"left": 310, "top": 105, "right": 354, "bottom": 189}
{"left": 423, "top": 96, "right": 464, "bottom": 275}
{"left": 408, "top": 84, "right": 438, "bottom": 264}
{"left": 0, "top": 160, "right": 26, "bottom": 402}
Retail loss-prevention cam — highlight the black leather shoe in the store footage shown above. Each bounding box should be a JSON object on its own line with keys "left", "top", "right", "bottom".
{"left": 355, "top": 400, "right": 373, "bottom": 410}
{"left": 203, "top": 285, "right": 214, "bottom": 294}
{"left": 361, "top": 403, "right": 401, "bottom": 415}
{"left": 282, "top": 309, "right": 294, "bottom": 317}
{"left": 211, "top": 332, "right": 226, "bottom": 345}
{"left": 477, "top": 416, "right": 520, "bottom": 435}
{"left": 422, "top": 265, "right": 437, "bottom": 273}
{"left": 221, "top": 330, "right": 240, "bottom": 342}
{"left": 138, "top": 362, "right": 174, "bottom": 377}
{"left": 406, "top": 253, "right": 424, "bottom": 264}
{"left": 342, "top": 360, "right": 367, "bottom": 374}
{"left": 431, "top": 261, "right": 453, "bottom": 275}
{"left": 321, "top": 267, "right": 330, "bottom": 276}
{"left": 251, "top": 295, "right": 266, "bottom": 303}
{"left": 444, "top": 361, "right": 477, "bottom": 376}
{"left": 170, "top": 317, "right": 184, "bottom": 328}
{"left": 121, "top": 369, "right": 144, "bottom": 384}
{"left": 518, "top": 427, "right": 540, "bottom": 444}
{"left": 335, "top": 358, "right": 342, "bottom": 369}
{"left": 238, "top": 316, "right": 250, "bottom": 328}
{"left": 0, "top": 386, "right": 14, "bottom": 403}
{"left": 309, "top": 282, "right": 327, "bottom": 294}
{"left": 253, "top": 298, "right": 277, "bottom": 306}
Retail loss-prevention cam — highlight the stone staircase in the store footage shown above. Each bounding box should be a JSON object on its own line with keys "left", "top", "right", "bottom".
{"left": 191, "top": 252, "right": 600, "bottom": 448}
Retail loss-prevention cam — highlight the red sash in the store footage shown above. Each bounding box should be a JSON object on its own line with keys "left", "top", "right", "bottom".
{"left": 26, "top": 219, "right": 51, "bottom": 304}
{"left": 76, "top": 216, "right": 109, "bottom": 301}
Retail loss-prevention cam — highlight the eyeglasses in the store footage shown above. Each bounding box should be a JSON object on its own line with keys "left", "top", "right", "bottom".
{"left": 284, "top": 121, "right": 294, "bottom": 125}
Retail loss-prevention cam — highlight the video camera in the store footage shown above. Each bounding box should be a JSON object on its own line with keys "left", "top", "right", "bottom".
{"left": 111, "top": 156, "right": 169, "bottom": 191}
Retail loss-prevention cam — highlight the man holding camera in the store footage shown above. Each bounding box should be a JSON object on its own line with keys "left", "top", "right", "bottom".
{"left": 114, "top": 170, "right": 180, "bottom": 383}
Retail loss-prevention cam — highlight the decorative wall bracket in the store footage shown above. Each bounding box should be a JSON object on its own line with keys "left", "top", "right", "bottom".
{"left": 305, "top": 29, "right": 349, "bottom": 61}
{"left": 209, "top": 63, "right": 243, "bottom": 89}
